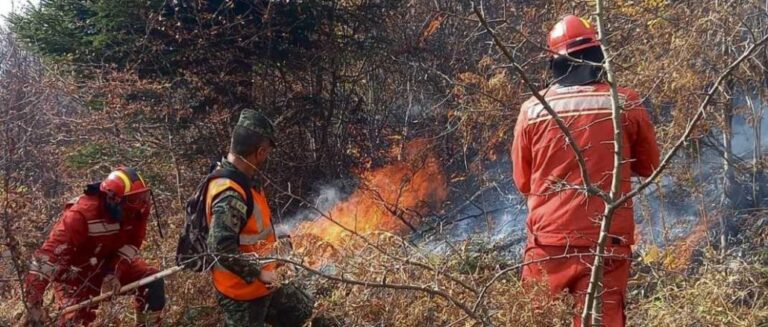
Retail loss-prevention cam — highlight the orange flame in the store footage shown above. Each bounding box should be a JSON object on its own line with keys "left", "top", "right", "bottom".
{"left": 293, "top": 139, "right": 448, "bottom": 245}
{"left": 657, "top": 212, "right": 713, "bottom": 271}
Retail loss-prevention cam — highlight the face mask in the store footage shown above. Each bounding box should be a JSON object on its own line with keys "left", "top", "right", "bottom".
{"left": 106, "top": 202, "right": 123, "bottom": 221}
{"left": 236, "top": 154, "right": 258, "bottom": 170}
{"left": 105, "top": 193, "right": 150, "bottom": 222}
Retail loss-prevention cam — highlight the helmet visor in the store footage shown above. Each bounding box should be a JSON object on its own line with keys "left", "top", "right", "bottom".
{"left": 124, "top": 189, "right": 151, "bottom": 207}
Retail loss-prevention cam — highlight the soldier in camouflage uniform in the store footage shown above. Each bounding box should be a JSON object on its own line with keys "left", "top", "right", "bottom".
{"left": 206, "top": 109, "right": 315, "bottom": 327}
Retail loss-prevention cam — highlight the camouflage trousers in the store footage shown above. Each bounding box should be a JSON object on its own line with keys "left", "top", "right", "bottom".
{"left": 216, "top": 283, "right": 314, "bottom": 327}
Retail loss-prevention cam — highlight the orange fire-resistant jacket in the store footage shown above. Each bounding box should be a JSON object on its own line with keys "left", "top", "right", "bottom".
{"left": 205, "top": 178, "right": 277, "bottom": 300}
{"left": 23, "top": 194, "right": 149, "bottom": 304}
{"left": 511, "top": 82, "right": 660, "bottom": 247}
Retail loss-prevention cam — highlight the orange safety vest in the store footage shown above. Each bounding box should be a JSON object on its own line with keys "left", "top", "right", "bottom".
{"left": 205, "top": 177, "right": 277, "bottom": 300}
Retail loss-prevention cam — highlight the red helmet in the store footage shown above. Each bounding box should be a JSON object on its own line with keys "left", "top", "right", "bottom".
{"left": 100, "top": 167, "right": 151, "bottom": 208}
{"left": 547, "top": 15, "right": 601, "bottom": 56}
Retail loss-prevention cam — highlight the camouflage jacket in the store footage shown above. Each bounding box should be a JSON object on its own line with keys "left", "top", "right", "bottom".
{"left": 206, "top": 159, "right": 265, "bottom": 283}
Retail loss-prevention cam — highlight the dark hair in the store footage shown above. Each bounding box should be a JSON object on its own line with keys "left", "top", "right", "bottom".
{"left": 229, "top": 126, "right": 271, "bottom": 157}
{"left": 550, "top": 46, "right": 605, "bottom": 80}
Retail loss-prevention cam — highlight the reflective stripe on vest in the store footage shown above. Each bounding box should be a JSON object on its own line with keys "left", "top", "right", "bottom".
{"left": 205, "top": 177, "right": 277, "bottom": 301}
{"left": 237, "top": 199, "right": 273, "bottom": 245}
{"left": 239, "top": 227, "right": 274, "bottom": 245}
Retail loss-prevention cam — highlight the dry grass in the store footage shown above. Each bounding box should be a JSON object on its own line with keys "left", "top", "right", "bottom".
{"left": 4, "top": 214, "right": 768, "bottom": 327}
{"left": 287, "top": 231, "right": 571, "bottom": 326}
{"left": 628, "top": 253, "right": 768, "bottom": 326}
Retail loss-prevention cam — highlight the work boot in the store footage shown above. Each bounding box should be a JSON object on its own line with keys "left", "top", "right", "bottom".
{"left": 134, "top": 310, "right": 162, "bottom": 327}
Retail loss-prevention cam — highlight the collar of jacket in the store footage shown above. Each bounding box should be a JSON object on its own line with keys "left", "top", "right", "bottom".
{"left": 219, "top": 158, "right": 263, "bottom": 190}
{"left": 553, "top": 64, "right": 602, "bottom": 87}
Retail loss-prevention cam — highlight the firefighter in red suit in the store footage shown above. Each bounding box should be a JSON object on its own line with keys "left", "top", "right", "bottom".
{"left": 20, "top": 167, "right": 166, "bottom": 326}
{"left": 511, "top": 16, "right": 660, "bottom": 326}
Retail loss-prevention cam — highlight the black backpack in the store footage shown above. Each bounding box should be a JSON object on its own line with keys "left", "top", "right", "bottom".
{"left": 176, "top": 168, "right": 254, "bottom": 272}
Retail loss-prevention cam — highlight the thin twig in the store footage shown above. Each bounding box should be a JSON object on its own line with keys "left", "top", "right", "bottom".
{"left": 472, "top": 251, "right": 629, "bottom": 313}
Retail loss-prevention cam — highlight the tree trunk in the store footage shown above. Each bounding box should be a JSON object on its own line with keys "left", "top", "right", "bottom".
{"left": 722, "top": 101, "right": 735, "bottom": 251}
{"left": 749, "top": 95, "right": 763, "bottom": 208}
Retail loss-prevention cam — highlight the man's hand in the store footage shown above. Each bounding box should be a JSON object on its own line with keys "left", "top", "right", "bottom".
{"left": 100, "top": 274, "right": 121, "bottom": 296}
{"left": 258, "top": 270, "right": 277, "bottom": 287}
{"left": 17, "top": 303, "right": 48, "bottom": 327}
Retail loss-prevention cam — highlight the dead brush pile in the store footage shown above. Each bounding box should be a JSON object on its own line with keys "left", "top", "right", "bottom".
{"left": 289, "top": 231, "right": 571, "bottom": 326}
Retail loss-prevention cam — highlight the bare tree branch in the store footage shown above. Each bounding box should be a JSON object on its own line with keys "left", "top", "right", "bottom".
{"left": 615, "top": 33, "right": 768, "bottom": 208}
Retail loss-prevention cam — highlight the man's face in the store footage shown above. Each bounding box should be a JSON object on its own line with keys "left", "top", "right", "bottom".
{"left": 122, "top": 190, "right": 152, "bottom": 220}
{"left": 249, "top": 140, "right": 274, "bottom": 169}
{"left": 104, "top": 189, "right": 151, "bottom": 221}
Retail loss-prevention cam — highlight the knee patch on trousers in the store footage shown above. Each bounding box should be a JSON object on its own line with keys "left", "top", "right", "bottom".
{"left": 144, "top": 278, "right": 166, "bottom": 311}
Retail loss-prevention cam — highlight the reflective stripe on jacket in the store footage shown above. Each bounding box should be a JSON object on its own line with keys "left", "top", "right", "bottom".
{"left": 23, "top": 194, "right": 149, "bottom": 304}
{"left": 511, "top": 83, "right": 660, "bottom": 246}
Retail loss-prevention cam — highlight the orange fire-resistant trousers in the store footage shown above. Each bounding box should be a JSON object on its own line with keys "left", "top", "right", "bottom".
{"left": 521, "top": 244, "right": 632, "bottom": 327}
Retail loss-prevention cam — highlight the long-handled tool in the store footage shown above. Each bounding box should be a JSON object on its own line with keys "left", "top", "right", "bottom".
{"left": 60, "top": 255, "right": 281, "bottom": 315}
{"left": 61, "top": 265, "right": 184, "bottom": 315}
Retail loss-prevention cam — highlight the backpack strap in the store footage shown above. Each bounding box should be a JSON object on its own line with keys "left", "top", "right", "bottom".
{"left": 208, "top": 168, "right": 255, "bottom": 219}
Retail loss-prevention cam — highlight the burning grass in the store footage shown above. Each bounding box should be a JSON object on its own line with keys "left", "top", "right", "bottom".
{"left": 293, "top": 139, "right": 448, "bottom": 245}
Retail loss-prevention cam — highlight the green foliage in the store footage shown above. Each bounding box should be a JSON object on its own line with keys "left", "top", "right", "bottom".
{"left": 85, "top": 97, "right": 105, "bottom": 111}
{"left": 66, "top": 142, "right": 151, "bottom": 169}
{"left": 10, "top": 0, "right": 401, "bottom": 77}
{"left": 65, "top": 142, "right": 112, "bottom": 169}
{"left": 8, "top": 0, "right": 163, "bottom": 65}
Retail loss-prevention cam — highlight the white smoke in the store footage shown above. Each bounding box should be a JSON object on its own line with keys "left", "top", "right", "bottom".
{"left": 275, "top": 185, "right": 346, "bottom": 236}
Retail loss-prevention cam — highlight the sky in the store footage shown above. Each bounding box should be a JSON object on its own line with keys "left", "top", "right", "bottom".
{"left": 0, "top": 0, "right": 38, "bottom": 25}
{"left": 0, "top": 0, "right": 19, "bottom": 18}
